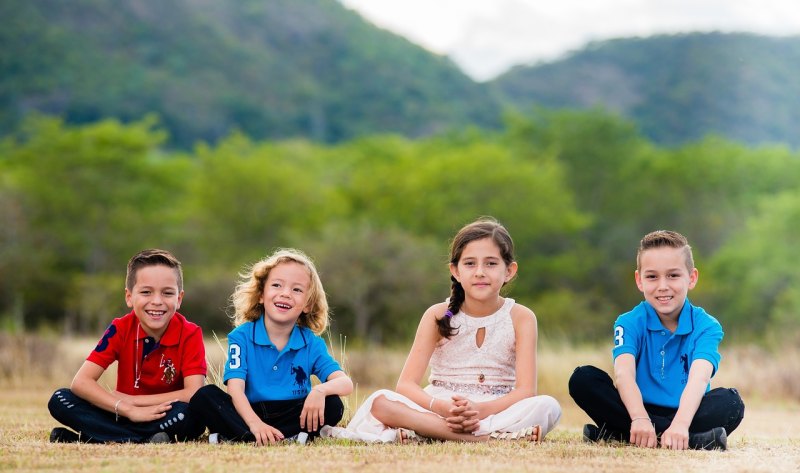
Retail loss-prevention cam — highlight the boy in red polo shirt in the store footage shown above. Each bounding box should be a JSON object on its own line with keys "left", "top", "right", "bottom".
{"left": 48, "top": 249, "right": 207, "bottom": 443}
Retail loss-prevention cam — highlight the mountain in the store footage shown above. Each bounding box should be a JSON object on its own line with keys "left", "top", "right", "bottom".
{"left": 491, "top": 32, "right": 800, "bottom": 147}
{"left": 0, "top": 0, "right": 501, "bottom": 147}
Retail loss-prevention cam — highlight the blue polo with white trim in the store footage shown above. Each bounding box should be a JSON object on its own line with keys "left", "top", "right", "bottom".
{"left": 612, "top": 300, "right": 723, "bottom": 408}
{"left": 223, "top": 316, "right": 341, "bottom": 402}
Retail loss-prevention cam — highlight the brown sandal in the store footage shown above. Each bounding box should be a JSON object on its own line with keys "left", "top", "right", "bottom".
{"left": 488, "top": 424, "right": 541, "bottom": 443}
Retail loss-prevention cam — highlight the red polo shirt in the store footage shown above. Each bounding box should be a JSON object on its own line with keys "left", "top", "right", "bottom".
{"left": 87, "top": 311, "right": 206, "bottom": 395}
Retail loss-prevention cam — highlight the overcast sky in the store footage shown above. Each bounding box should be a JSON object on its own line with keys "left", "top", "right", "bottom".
{"left": 339, "top": 0, "right": 800, "bottom": 81}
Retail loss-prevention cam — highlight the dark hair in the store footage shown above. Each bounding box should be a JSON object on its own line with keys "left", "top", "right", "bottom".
{"left": 125, "top": 249, "right": 183, "bottom": 292}
{"left": 437, "top": 217, "right": 515, "bottom": 338}
{"left": 637, "top": 230, "right": 694, "bottom": 272}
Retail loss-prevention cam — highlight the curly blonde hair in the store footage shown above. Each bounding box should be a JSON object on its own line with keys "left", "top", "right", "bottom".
{"left": 230, "top": 248, "right": 329, "bottom": 334}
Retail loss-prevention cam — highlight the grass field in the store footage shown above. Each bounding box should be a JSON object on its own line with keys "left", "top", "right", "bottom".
{"left": 1, "top": 334, "right": 799, "bottom": 472}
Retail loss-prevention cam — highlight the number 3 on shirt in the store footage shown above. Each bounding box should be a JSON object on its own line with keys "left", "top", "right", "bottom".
{"left": 614, "top": 326, "right": 624, "bottom": 347}
{"left": 228, "top": 344, "right": 241, "bottom": 369}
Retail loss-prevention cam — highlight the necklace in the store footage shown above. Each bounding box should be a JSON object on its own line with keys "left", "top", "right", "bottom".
{"left": 134, "top": 324, "right": 141, "bottom": 389}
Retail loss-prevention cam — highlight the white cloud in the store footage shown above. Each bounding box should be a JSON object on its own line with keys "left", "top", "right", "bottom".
{"left": 339, "top": 0, "right": 800, "bottom": 80}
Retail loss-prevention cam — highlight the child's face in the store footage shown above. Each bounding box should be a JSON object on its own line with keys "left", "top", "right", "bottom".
{"left": 261, "top": 262, "right": 312, "bottom": 328}
{"left": 125, "top": 264, "right": 184, "bottom": 339}
{"left": 635, "top": 247, "right": 698, "bottom": 324}
{"left": 450, "top": 237, "right": 517, "bottom": 306}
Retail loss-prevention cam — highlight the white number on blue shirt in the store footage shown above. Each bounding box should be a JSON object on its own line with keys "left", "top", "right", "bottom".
{"left": 228, "top": 343, "right": 241, "bottom": 369}
{"left": 614, "top": 326, "right": 624, "bottom": 347}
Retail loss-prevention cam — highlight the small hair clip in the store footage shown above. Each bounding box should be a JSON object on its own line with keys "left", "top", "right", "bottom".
{"left": 444, "top": 310, "right": 453, "bottom": 318}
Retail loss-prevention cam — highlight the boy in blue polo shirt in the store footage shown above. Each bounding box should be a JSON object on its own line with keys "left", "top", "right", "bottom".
{"left": 189, "top": 248, "right": 353, "bottom": 445}
{"left": 569, "top": 230, "right": 744, "bottom": 450}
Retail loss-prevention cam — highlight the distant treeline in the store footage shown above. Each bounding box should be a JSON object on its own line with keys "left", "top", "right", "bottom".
{"left": 3, "top": 1, "right": 800, "bottom": 149}
{"left": 2, "top": 110, "right": 799, "bottom": 345}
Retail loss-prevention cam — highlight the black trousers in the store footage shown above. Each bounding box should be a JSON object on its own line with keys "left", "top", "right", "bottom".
{"left": 48, "top": 388, "right": 205, "bottom": 443}
{"left": 568, "top": 365, "right": 745, "bottom": 438}
{"left": 188, "top": 384, "right": 344, "bottom": 442}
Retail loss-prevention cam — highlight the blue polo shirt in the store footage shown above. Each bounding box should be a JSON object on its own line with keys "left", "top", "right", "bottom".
{"left": 223, "top": 317, "right": 342, "bottom": 402}
{"left": 612, "top": 300, "right": 723, "bottom": 408}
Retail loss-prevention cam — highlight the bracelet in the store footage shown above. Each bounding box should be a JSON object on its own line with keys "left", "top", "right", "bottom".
{"left": 428, "top": 397, "right": 435, "bottom": 411}
{"left": 114, "top": 399, "right": 122, "bottom": 422}
{"left": 631, "top": 416, "right": 650, "bottom": 423}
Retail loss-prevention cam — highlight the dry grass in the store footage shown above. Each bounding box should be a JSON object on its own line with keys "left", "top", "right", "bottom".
{"left": 2, "top": 334, "right": 800, "bottom": 472}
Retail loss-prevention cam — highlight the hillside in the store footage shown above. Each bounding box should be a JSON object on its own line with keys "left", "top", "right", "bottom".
{"left": 492, "top": 32, "right": 800, "bottom": 147}
{"left": 0, "top": 0, "right": 501, "bottom": 147}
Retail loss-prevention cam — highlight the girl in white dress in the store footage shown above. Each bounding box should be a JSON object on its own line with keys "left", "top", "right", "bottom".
{"left": 323, "top": 217, "right": 561, "bottom": 443}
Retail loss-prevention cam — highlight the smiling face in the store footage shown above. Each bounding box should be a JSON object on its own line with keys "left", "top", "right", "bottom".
{"left": 125, "top": 264, "right": 184, "bottom": 339}
{"left": 635, "top": 246, "right": 698, "bottom": 328}
{"left": 450, "top": 237, "right": 517, "bottom": 310}
{"left": 260, "top": 261, "right": 312, "bottom": 329}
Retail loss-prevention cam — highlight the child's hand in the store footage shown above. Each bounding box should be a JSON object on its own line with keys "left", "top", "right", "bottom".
{"left": 300, "top": 388, "right": 326, "bottom": 432}
{"left": 248, "top": 420, "right": 284, "bottom": 446}
{"left": 660, "top": 423, "right": 690, "bottom": 450}
{"left": 629, "top": 417, "right": 657, "bottom": 448}
{"left": 123, "top": 399, "right": 173, "bottom": 423}
{"left": 445, "top": 395, "right": 480, "bottom": 433}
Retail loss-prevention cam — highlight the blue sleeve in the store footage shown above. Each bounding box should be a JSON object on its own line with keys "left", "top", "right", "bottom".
{"left": 309, "top": 335, "right": 341, "bottom": 382}
{"left": 692, "top": 320, "right": 723, "bottom": 376}
{"left": 223, "top": 327, "right": 248, "bottom": 384}
{"left": 612, "top": 312, "right": 642, "bottom": 361}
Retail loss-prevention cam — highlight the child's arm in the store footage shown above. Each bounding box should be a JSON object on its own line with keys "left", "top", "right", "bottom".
{"left": 395, "top": 304, "right": 445, "bottom": 412}
{"left": 227, "top": 378, "right": 284, "bottom": 445}
{"left": 614, "top": 354, "right": 657, "bottom": 448}
{"left": 659, "top": 359, "right": 714, "bottom": 450}
{"left": 71, "top": 361, "right": 174, "bottom": 423}
{"left": 300, "top": 370, "right": 353, "bottom": 431}
{"left": 112, "top": 375, "right": 205, "bottom": 406}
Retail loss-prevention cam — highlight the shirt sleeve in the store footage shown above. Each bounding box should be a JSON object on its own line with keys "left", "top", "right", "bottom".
{"left": 180, "top": 325, "right": 207, "bottom": 378}
{"left": 86, "top": 320, "right": 122, "bottom": 369}
{"left": 692, "top": 320, "right": 723, "bottom": 376}
{"left": 309, "top": 335, "right": 342, "bottom": 383}
{"left": 223, "top": 327, "right": 248, "bottom": 384}
{"left": 612, "top": 312, "right": 642, "bottom": 361}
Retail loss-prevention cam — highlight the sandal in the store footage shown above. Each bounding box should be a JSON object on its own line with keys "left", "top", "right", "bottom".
{"left": 489, "top": 425, "right": 541, "bottom": 443}
{"left": 395, "top": 427, "right": 431, "bottom": 445}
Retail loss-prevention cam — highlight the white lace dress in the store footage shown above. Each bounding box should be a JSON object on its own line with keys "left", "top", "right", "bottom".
{"left": 322, "top": 298, "right": 561, "bottom": 442}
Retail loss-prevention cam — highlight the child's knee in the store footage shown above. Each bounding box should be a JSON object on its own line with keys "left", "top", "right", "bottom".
{"left": 568, "top": 365, "right": 603, "bottom": 393}
{"left": 48, "top": 388, "right": 76, "bottom": 417}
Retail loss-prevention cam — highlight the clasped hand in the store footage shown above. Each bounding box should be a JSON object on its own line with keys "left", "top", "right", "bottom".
{"left": 444, "top": 395, "right": 481, "bottom": 433}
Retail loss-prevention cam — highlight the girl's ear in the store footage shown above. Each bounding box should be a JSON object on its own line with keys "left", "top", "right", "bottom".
{"left": 449, "top": 262, "right": 460, "bottom": 282}
{"left": 504, "top": 261, "right": 518, "bottom": 282}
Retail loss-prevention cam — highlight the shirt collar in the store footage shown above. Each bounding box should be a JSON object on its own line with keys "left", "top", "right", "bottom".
{"left": 254, "top": 315, "right": 307, "bottom": 350}
{"left": 644, "top": 300, "right": 693, "bottom": 335}
{"left": 128, "top": 311, "right": 183, "bottom": 346}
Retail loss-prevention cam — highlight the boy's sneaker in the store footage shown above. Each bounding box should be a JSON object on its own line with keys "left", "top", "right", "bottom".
{"left": 285, "top": 432, "right": 309, "bottom": 445}
{"left": 50, "top": 427, "right": 80, "bottom": 443}
{"left": 147, "top": 432, "right": 171, "bottom": 444}
{"left": 688, "top": 427, "right": 727, "bottom": 451}
{"left": 208, "top": 433, "right": 229, "bottom": 444}
{"left": 583, "top": 424, "right": 625, "bottom": 443}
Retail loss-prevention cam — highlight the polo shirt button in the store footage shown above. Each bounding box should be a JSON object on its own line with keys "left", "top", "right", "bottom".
{"left": 661, "top": 331, "right": 666, "bottom": 335}
{"left": 272, "top": 366, "right": 278, "bottom": 371}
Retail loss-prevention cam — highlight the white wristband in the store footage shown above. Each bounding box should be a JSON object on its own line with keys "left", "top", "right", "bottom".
{"left": 429, "top": 397, "right": 435, "bottom": 411}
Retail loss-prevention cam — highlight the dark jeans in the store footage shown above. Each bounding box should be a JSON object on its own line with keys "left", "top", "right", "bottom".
{"left": 188, "top": 384, "right": 344, "bottom": 442}
{"left": 568, "top": 365, "right": 745, "bottom": 438}
{"left": 48, "top": 388, "right": 204, "bottom": 443}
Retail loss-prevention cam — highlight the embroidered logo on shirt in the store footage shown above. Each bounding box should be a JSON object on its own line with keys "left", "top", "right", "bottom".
{"left": 291, "top": 365, "right": 308, "bottom": 388}
{"left": 161, "top": 357, "right": 176, "bottom": 384}
{"left": 680, "top": 354, "right": 689, "bottom": 375}
{"left": 94, "top": 324, "right": 117, "bottom": 352}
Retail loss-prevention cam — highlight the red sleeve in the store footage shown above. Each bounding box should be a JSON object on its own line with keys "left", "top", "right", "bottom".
{"left": 86, "top": 319, "right": 123, "bottom": 369}
{"left": 180, "top": 325, "right": 207, "bottom": 378}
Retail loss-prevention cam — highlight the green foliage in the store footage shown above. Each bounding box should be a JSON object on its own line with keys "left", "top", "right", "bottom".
{"left": 1, "top": 0, "right": 500, "bottom": 148}
{"left": 494, "top": 32, "right": 800, "bottom": 148}
{"left": 1, "top": 110, "right": 799, "bottom": 344}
